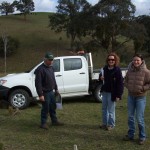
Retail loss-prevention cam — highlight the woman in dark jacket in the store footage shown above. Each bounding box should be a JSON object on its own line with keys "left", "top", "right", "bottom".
{"left": 99, "top": 52, "right": 124, "bottom": 130}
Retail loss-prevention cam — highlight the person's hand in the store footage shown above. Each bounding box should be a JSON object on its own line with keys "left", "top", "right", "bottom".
{"left": 115, "top": 97, "right": 120, "bottom": 102}
{"left": 39, "top": 96, "right": 45, "bottom": 102}
{"left": 55, "top": 90, "right": 59, "bottom": 96}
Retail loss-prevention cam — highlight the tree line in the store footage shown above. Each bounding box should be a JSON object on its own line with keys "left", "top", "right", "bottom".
{"left": 48, "top": 0, "right": 150, "bottom": 56}
{"left": 0, "top": 0, "right": 34, "bottom": 57}
{"left": 0, "top": 0, "right": 34, "bottom": 20}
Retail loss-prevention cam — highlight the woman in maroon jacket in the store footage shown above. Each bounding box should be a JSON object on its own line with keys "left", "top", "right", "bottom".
{"left": 99, "top": 52, "right": 124, "bottom": 131}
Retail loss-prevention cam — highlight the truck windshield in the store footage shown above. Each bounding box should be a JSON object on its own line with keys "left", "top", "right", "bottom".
{"left": 24, "top": 59, "right": 60, "bottom": 73}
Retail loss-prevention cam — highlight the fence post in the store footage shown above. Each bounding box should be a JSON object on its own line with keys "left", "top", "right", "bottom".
{"left": 74, "top": 144, "right": 78, "bottom": 150}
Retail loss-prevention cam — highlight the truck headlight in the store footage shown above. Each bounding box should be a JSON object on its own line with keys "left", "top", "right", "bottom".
{"left": 0, "top": 79, "right": 7, "bottom": 86}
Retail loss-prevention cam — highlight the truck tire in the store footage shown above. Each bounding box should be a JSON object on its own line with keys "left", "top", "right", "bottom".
{"left": 94, "top": 84, "right": 103, "bottom": 103}
{"left": 8, "top": 89, "right": 30, "bottom": 109}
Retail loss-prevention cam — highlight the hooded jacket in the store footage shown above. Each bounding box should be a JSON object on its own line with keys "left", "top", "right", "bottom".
{"left": 124, "top": 60, "right": 150, "bottom": 96}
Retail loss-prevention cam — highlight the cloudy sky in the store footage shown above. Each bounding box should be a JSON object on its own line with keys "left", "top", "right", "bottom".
{"left": 0, "top": 0, "right": 150, "bottom": 16}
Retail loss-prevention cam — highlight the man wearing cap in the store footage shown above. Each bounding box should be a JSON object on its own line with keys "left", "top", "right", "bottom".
{"left": 34, "top": 52, "right": 63, "bottom": 129}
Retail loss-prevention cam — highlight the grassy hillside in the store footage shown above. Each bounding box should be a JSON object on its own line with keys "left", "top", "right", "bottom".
{"left": 0, "top": 13, "right": 71, "bottom": 73}
{"left": 0, "top": 12, "right": 150, "bottom": 74}
{"left": 0, "top": 12, "right": 111, "bottom": 74}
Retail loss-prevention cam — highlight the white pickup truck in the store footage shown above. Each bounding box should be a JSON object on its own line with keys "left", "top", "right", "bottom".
{"left": 0, "top": 53, "right": 127, "bottom": 109}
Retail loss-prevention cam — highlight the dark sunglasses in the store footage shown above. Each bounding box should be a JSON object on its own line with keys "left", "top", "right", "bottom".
{"left": 108, "top": 59, "right": 115, "bottom": 61}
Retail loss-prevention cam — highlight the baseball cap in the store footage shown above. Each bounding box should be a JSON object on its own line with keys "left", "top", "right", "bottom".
{"left": 45, "top": 52, "right": 54, "bottom": 60}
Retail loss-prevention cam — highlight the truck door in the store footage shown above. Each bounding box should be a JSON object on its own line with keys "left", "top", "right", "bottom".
{"left": 62, "top": 57, "right": 88, "bottom": 93}
{"left": 53, "top": 59, "right": 64, "bottom": 93}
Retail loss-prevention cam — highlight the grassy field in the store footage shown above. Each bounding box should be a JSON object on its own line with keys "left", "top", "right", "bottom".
{"left": 1, "top": 12, "right": 150, "bottom": 150}
{"left": 0, "top": 89, "right": 150, "bottom": 150}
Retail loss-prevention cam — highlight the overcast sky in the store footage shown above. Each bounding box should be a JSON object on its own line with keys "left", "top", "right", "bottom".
{"left": 0, "top": 0, "right": 149, "bottom": 16}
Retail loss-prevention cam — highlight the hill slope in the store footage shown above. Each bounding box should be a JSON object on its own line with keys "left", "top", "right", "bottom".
{"left": 0, "top": 13, "right": 72, "bottom": 73}
{"left": 0, "top": 12, "right": 150, "bottom": 74}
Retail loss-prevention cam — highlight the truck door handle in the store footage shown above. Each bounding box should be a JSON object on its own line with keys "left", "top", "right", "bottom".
{"left": 56, "top": 75, "right": 62, "bottom": 77}
{"left": 80, "top": 72, "right": 85, "bottom": 74}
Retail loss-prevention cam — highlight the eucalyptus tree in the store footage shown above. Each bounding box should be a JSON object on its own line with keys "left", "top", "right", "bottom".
{"left": 90, "top": 0, "right": 136, "bottom": 52}
{"left": 0, "top": 36, "right": 19, "bottom": 57}
{"left": 135, "top": 15, "right": 150, "bottom": 54}
{"left": 131, "top": 23, "right": 147, "bottom": 54}
{"left": 0, "top": 1, "right": 15, "bottom": 15}
{"left": 13, "top": 0, "right": 35, "bottom": 20}
{"left": 49, "top": 0, "right": 91, "bottom": 49}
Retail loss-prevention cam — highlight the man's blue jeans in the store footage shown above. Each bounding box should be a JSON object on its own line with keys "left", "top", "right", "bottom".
{"left": 41, "top": 91, "right": 58, "bottom": 125}
{"left": 102, "top": 92, "right": 116, "bottom": 127}
{"left": 127, "top": 95, "right": 146, "bottom": 140}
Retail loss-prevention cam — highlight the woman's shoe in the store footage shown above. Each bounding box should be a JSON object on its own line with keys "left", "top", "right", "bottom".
{"left": 99, "top": 124, "right": 107, "bottom": 130}
{"left": 123, "top": 135, "right": 134, "bottom": 141}
{"left": 139, "top": 139, "right": 145, "bottom": 145}
{"left": 106, "top": 126, "right": 114, "bottom": 131}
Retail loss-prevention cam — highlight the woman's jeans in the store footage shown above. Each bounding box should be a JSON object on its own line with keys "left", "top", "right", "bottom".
{"left": 41, "top": 91, "right": 57, "bottom": 125}
{"left": 127, "top": 95, "right": 146, "bottom": 140}
{"left": 102, "top": 92, "right": 116, "bottom": 127}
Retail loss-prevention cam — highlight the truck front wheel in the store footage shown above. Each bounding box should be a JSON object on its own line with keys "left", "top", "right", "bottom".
{"left": 8, "top": 89, "right": 30, "bottom": 109}
{"left": 94, "top": 84, "right": 103, "bottom": 103}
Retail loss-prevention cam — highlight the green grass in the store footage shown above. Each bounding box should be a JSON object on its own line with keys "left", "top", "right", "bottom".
{"left": 0, "top": 89, "right": 150, "bottom": 150}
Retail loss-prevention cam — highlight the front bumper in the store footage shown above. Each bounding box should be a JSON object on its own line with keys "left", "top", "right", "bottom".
{"left": 0, "top": 86, "right": 9, "bottom": 100}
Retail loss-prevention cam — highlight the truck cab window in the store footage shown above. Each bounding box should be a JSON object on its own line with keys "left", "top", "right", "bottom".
{"left": 53, "top": 59, "right": 60, "bottom": 72}
{"left": 64, "top": 58, "right": 82, "bottom": 71}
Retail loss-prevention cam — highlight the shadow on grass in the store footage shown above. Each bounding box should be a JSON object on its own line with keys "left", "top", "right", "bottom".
{"left": 0, "top": 94, "right": 99, "bottom": 110}
{"left": 29, "top": 95, "right": 98, "bottom": 108}
{"left": 62, "top": 95, "right": 98, "bottom": 104}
